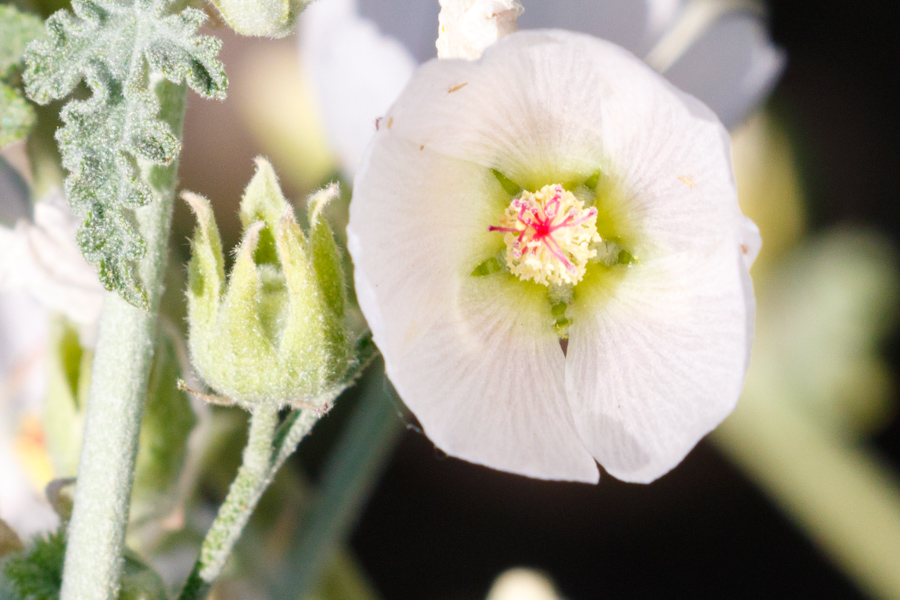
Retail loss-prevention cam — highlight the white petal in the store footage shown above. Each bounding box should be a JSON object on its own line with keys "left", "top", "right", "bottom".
{"left": 0, "top": 441, "right": 58, "bottom": 538}
{"left": 565, "top": 238, "right": 754, "bottom": 483}
{"left": 436, "top": 0, "right": 523, "bottom": 61}
{"left": 0, "top": 189, "right": 104, "bottom": 326}
{"left": 386, "top": 30, "right": 741, "bottom": 257}
{"left": 350, "top": 136, "right": 599, "bottom": 482}
{"left": 0, "top": 291, "right": 48, "bottom": 413}
{"left": 518, "top": 0, "right": 684, "bottom": 57}
{"left": 299, "top": 0, "right": 417, "bottom": 177}
{"left": 661, "top": 13, "right": 785, "bottom": 129}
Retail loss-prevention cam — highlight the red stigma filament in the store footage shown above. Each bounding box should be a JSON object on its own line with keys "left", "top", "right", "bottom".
{"left": 489, "top": 189, "right": 598, "bottom": 273}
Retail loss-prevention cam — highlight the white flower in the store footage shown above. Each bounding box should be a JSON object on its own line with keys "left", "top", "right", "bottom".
{"left": 436, "top": 0, "right": 523, "bottom": 60}
{"left": 0, "top": 180, "right": 104, "bottom": 535}
{"left": 0, "top": 187, "right": 104, "bottom": 327}
{"left": 300, "top": 0, "right": 784, "bottom": 177}
{"left": 348, "top": 30, "right": 760, "bottom": 483}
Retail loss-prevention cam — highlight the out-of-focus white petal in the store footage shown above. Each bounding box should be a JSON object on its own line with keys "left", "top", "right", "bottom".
{"left": 0, "top": 189, "right": 103, "bottom": 326}
{"left": 386, "top": 30, "right": 740, "bottom": 257}
{"left": 517, "top": 0, "right": 685, "bottom": 57}
{"left": 487, "top": 568, "right": 563, "bottom": 600}
{"left": 436, "top": 0, "right": 523, "bottom": 60}
{"left": 350, "top": 136, "right": 599, "bottom": 482}
{"left": 0, "top": 443, "right": 58, "bottom": 538}
{"left": 0, "top": 292, "right": 56, "bottom": 538}
{"left": 300, "top": 0, "right": 417, "bottom": 177}
{"left": 741, "top": 216, "right": 761, "bottom": 268}
{"left": 0, "top": 291, "right": 47, "bottom": 413}
{"left": 565, "top": 239, "right": 753, "bottom": 482}
{"left": 659, "top": 10, "right": 785, "bottom": 129}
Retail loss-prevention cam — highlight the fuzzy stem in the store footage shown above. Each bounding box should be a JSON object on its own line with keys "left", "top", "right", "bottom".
{"left": 179, "top": 406, "right": 281, "bottom": 599}
{"left": 177, "top": 334, "right": 378, "bottom": 600}
{"left": 59, "top": 80, "right": 186, "bottom": 600}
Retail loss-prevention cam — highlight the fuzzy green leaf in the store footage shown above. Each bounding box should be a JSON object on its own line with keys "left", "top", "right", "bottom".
{"left": 1, "top": 528, "right": 167, "bottom": 600}
{"left": 0, "top": 84, "right": 35, "bottom": 147}
{"left": 0, "top": 5, "right": 44, "bottom": 78}
{"left": 0, "top": 5, "right": 44, "bottom": 147}
{"left": 2, "top": 529, "right": 65, "bottom": 600}
{"left": 23, "top": 0, "right": 227, "bottom": 308}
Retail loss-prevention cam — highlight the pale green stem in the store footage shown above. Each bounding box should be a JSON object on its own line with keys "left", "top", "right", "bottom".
{"left": 178, "top": 406, "right": 281, "bottom": 600}
{"left": 713, "top": 393, "right": 900, "bottom": 600}
{"left": 271, "top": 370, "right": 404, "bottom": 599}
{"left": 59, "top": 79, "right": 187, "bottom": 600}
{"left": 177, "top": 335, "right": 379, "bottom": 600}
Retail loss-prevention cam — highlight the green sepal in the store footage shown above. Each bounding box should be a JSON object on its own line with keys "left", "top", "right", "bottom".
{"left": 239, "top": 156, "right": 290, "bottom": 265}
{"left": 305, "top": 184, "right": 349, "bottom": 377}
{"left": 211, "top": 0, "right": 311, "bottom": 38}
{"left": 276, "top": 206, "right": 347, "bottom": 399}
{"left": 307, "top": 184, "right": 346, "bottom": 323}
{"left": 212, "top": 221, "right": 281, "bottom": 402}
{"left": 23, "top": 0, "right": 227, "bottom": 309}
{"left": 185, "top": 159, "right": 353, "bottom": 409}
{"left": 184, "top": 192, "right": 225, "bottom": 330}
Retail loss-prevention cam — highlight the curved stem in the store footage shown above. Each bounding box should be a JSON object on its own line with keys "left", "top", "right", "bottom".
{"left": 177, "top": 333, "right": 379, "bottom": 600}
{"left": 59, "top": 80, "right": 186, "bottom": 600}
{"left": 179, "top": 406, "right": 280, "bottom": 600}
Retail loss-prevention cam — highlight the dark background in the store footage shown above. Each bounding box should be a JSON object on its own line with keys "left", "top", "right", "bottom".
{"left": 344, "top": 2, "right": 900, "bottom": 599}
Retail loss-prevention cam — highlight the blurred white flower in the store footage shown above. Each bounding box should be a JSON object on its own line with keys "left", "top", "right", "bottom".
{"left": 486, "top": 568, "right": 562, "bottom": 600}
{"left": 0, "top": 291, "right": 58, "bottom": 538}
{"left": 349, "top": 31, "right": 759, "bottom": 482}
{"left": 435, "top": 0, "right": 523, "bottom": 60}
{"left": 0, "top": 187, "right": 104, "bottom": 327}
{"left": 0, "top": 182, "right": 103, "bottom": 536}
{"left": 300, "top": 0, "right": 784, "bottom": 176}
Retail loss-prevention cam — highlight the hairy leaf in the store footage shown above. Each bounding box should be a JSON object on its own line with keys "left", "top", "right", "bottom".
{"left": 23, "top": 0, "right": 227, "bottom": 308}
{"left": 0, "top": 5, "right": 44, "bottom": 147}
{"left": 2, "top": 529, "right": 65, "bottom": 600}
{"left": 0, "top": 5, "right": 44, "bottom": 77}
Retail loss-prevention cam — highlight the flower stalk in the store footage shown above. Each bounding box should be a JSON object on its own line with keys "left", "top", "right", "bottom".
{"left": 59, "top": 79, "right": 187, "bottom": 600}
{"left": 178, "top": 405, "right": 281, "bottom": 600}
{"left": 177, "top": 335, "right": 379, "bottom": 600}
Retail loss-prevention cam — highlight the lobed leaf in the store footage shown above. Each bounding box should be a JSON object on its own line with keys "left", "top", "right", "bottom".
{"left": 0, "top": 5, "right": 45, "bottom": 147}
{"left": 23, "top": 0, "right": 227, "bottom": 308}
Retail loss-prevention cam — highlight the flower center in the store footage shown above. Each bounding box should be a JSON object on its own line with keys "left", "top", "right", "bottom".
{"left": 489, "top": 184, "right": 601, "bottom": 286}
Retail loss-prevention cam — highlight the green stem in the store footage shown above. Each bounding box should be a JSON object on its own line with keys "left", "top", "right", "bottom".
{"left": 179, "top": 406, "right": 281, "bottom": 600}
{"left": 59, "top": 79, "right": 186, "bottom": 600}
{"left": 271, "top": 370, "right": 404, "bottom": 599}
{"left": 178, "top": 334, "right": 378, "bottom": 600}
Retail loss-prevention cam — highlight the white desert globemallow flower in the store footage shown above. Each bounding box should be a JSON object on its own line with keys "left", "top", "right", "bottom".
{"left": 347, "top": 30, "right": 761, "bottom": 483}
{"left": 300, "top": 0, "right": 784, "bottom": 178}
{"left": 0, "top": 178, "right": 104, "bottom": 535}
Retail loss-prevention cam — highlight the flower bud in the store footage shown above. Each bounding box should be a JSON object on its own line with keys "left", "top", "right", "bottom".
{"left": 185, "top": 158, "right": 349, "bottom": 410}
{"left": 211, "top": 0, "right": 311, "bottom": 38}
